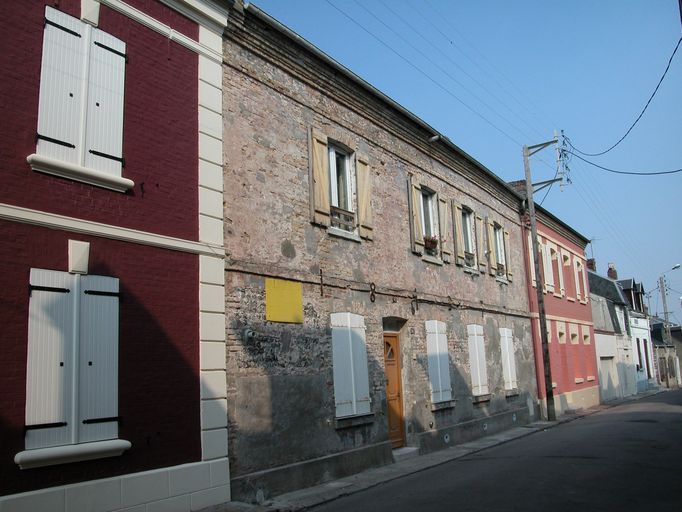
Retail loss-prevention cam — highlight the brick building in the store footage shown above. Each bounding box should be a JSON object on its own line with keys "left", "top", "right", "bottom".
{"left": 222, "top": 2, "right": 539, "bottom": 502}
{"left": 0, "top": 1, "right": 230, "bottom": 510}
{"left": 523, "top": 209, "right": 600, "bottom": 415}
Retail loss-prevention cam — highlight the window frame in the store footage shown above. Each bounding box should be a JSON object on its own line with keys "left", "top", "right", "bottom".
{"left": 461, "top": 207, "right": 476, "bottom": 267}
{"left": 420, "top": 188, "right": 438, "bottom": 240}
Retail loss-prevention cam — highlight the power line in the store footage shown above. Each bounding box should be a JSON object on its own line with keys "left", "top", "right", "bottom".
{"left": 377, "top": 0, "right": 547, "bottom": 141}
{"left": 419, "top": 0, "right": 558, "bottom": 134}
{"left": 323, "top": 0, "right": 524, "bottom": 146}
{"left": 568, "top": 36, "right": 682, "bottom": 157}
{"left": 568, "top": 151, "right": 682, "bottom": 176}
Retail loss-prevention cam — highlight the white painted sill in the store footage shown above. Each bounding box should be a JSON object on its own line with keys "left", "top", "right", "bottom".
{"left": 421, "top": 254, "right": 443, "bottom": 266}
{"left": 495, "top": 276, "right": 509, "bottom": 285}
{"left": 14, "top": 439, "right": 132, "bottom": 469}
{"left": 327, "top": 226, "right": 361, "bottom": 243}
{"left": 27, "top": 154, "right": 134, "bottom": 193}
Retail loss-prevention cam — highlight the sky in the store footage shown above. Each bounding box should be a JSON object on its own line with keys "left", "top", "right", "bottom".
{"left": 252, "top": 0, "right": 682, "bottom": 324}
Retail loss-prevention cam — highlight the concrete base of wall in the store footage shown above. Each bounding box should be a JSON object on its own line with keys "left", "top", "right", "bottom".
{"left": 415, "top": 406, "right": 533, "bottom": 454}
{"left": 230, "top": 441, "right": 393, "bottom": 504}
{"left": 542, "top": 385, "right": 600, "bottom": 417}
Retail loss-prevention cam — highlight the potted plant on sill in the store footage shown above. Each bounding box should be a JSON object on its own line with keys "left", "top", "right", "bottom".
{"left": 423, "top": 235, "right": 441, "bottom": 256}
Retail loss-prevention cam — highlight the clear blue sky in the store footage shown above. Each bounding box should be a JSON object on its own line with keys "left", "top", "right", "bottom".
{"left": 253, "top": 0, "right": 682, "bottom": 323}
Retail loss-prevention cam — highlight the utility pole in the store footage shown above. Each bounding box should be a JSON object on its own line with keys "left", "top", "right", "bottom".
{"left": 660, "top": 275, "right": 672, "bottom": 342}
{"left": 523, "top": 139, "right": 558, "bottom": 421}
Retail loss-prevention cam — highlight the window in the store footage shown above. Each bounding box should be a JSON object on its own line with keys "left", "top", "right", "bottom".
{"left": 454, "top": 203, "right": 480, "bottom": 269}
{"left": 574, "top": 259, "right": 588, "bottom": 303}
{"left": 467, "top": 324, "right": 489, "bottom": 396}
{"left": 331, "top": 313, "right": 371, "bottom": 418}
{"left": 569, "top": 323, "right": 579, "bottom": 344}
{"left": 486, "top": 218, "right": 512, "bottom": 281}
{"left": 408, "top": 176, "right": 452, "bottom": 262}
{"left": 425, "top": 320, "right": 452, "bottom": 403}
{"left": 499, "top": 328, "right": 518, "bottom": 391}
{"left": 16, "top": 269, "right": 129, "bottom": 469}
{"left": 542, "top": 243, "right": 554, "bottom": 292}
{"left": 310, "top": 128, "right": 373, "bottom": 239}
{"left": 27, "top": 7, "right": 133, "bottom": 193}
{"left": 420, "top": 189, "right": 437, "bottom": 239}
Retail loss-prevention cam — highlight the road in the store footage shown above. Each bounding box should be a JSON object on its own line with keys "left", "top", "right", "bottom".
{"left": 310, "top": 390, "right": 682, "bottom": 512}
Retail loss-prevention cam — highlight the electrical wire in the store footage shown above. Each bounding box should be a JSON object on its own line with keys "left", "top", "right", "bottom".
{"left": 377, "top": 0, "right": 547, "bottom": 141}
{"left": 323, "top": 0, "right": 524, "bottom": 147}
{"left": 568, "top": 36, "right": 682, "bottom": 157}
{"left": 568, "top": 151, "right": 682, "bottom": 176}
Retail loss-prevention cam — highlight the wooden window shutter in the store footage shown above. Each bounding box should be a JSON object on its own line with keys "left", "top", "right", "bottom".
{"left": 78, "top": 275, "right": 120, "bottom": 443}
{"left": 355, "top": 153, "right": 373, "bottom": 240}
{"left": 438, "top": 197, "right": 452, "bottom": 263}
{"left": 503, "top": 229, "right": 513, "bottom": 281}
{"left": 310, "top": 128, "right": 331, "bottom": 226}
{"left": 36, "top": 7, "right": 85, "bottom": 166}
{"left": 476, "top": 214, "right": 486, "bottom": 273}
{"left": 452, "top": 201, "right": 465, "bottom": 266}
{"left": 84, "top": 27, "right": 126, "bottom": 175}
{"left": 486, "top": 217, "right": 497, "bottom": 276}
{"left": 25, "top": 269, "right": 75, "bottom": 450}
{"left": 407, "top": 175, "right": 424, "bottom": 254}
{"left": 527, "top": 231, "right": 536, "bottom": 287}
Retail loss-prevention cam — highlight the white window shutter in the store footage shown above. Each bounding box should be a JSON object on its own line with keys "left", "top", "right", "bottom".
{"left": 37, "top": 7, "right": 85, "bottom": 165}
{"left": 425, "top": 320, "right": 453, "bottom": 402}
{"left": 543, "top": 244, "right": 554, "bottom": 289}
{"left": 331, "top": 313, "right": 370, "bottom": 417}
{"left": 25, "top": 269, "right": 74, "bottom": 449}
{"left": 467, "top": 324, "right": 488, "bottom": 396}
{"left": 350, "top": 316, "right": 371, "bottom": 415}
{"left": 78, "top": 275, "right": 119, "bottom": 443}
{"left": 500, "top": 328, "right": 518, "bottom": 390}
{"left": 436, "top": 322, "right": 452, "bottom": 401}
{"left": 84, "top": 28, "right": 126, "bottom": 176}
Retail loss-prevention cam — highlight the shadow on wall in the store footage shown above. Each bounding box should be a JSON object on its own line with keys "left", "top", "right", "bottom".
{"left": 0, "top": 232, "right": 205, "bottom": 496}
{"left": 225, "top": 285, "right": 536, "bottom": 503}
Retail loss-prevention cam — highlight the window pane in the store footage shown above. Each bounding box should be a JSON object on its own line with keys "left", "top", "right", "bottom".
{"left": 421, "top": 191, "right": 433, "bottom": 237}
{"left": 336, "top": 152, "right": 348, "bottom": 210}
{"left": 462, "top": 211, "right": 472, "bottom": 253}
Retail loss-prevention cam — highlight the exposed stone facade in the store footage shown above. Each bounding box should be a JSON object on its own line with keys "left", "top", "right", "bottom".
{"left": 222, "top": 3, "right": 538, "bottom": 502}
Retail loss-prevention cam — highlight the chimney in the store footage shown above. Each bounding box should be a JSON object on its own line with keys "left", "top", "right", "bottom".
{"left": 586, "top": 258, "right": 596, "bottom": 271}
{"left": 607, "top": 262, "right": 618, "bottom": 280}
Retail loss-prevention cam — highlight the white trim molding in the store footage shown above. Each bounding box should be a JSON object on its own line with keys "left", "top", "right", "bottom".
{"left": 99, "top": 0, "right": 226, "bottom": 62}
{"left": 27, "top": 154, "right": 134, "bottom": 193}
{"left": 15, "top": 440, "right": 131, "bottom": 470}
{"left": 0, "top": 203, "right": 225, "bottom": 257}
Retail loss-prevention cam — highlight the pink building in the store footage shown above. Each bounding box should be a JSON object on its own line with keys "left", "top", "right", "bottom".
{"left": 524, "top": 210, "right": 600, "bottom": 416}
{"left": 0, "top": 1, "right": 229, "bottom": 510}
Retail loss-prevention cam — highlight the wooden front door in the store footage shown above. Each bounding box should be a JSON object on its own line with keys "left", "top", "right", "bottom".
{"left": 383, "top": 333, "right": 405, "bottom": 448}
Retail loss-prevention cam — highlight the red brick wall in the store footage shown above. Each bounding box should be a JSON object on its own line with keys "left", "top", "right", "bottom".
{"left": 0, "top": 1, "right": 199, "bottom": 240}
{"left": 0, "top": 221, "right": 201, "bottom": 495}
{"left": 524, "top": 222, "right": 599, "bottom": 399}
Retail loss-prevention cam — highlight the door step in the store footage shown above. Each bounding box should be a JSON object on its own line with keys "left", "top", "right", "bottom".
{"left": 393, "top": 446, "right": 419, "bottom": 462}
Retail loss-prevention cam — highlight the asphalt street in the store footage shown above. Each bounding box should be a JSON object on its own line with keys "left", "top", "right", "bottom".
{"left": 309, "top": 390, "right": 682, "bottom": 512}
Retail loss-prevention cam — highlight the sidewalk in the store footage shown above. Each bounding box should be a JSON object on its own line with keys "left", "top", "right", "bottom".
{"left": 204, "top": 389, "right": 662, "bottom": 512}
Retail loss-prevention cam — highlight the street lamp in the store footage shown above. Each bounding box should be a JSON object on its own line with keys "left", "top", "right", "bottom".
{"left": 659, "top": 264, "right": 680, "bottom": 342}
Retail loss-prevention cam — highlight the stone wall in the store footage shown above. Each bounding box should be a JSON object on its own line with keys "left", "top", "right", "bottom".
{"left": 222, "top": 3, "right": 538, "bottom": 502}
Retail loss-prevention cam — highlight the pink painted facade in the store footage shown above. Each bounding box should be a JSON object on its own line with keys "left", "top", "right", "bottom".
{"left": 523, "top": 214, "right": 600, "bottom": 413}
{"left": 0, "top": 1, "right": 228, "bottom": 509}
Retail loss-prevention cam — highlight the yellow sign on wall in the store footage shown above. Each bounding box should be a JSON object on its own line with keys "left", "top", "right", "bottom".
{"left": 265, "top": 278, "right": 304, "bottom": 324}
